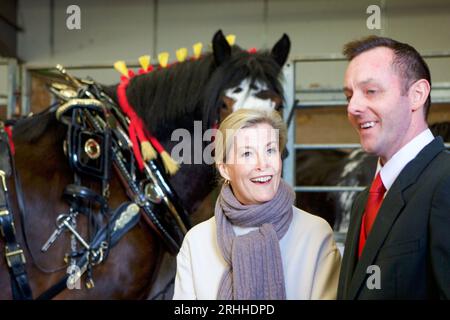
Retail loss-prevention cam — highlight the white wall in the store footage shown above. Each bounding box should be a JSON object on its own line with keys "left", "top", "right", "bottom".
{"left": 17, "top": 0, "right": 450, "bottom": 88}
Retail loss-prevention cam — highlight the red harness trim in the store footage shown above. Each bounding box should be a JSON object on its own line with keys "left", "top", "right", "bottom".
{"left": 116, "top": 69, "right": 167, "bottom": 171}
{"left": 114, "top": 47, "right": 250, "bottom": 170}
{"left": 4, "top": 125, "right": 15, "bottom": 155}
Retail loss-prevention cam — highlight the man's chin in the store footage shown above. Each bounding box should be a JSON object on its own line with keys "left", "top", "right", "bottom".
{"left": 360, "top": 141, "right": 378, "bottom": 155}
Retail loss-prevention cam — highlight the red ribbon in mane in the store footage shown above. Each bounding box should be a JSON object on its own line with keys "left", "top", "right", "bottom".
{"left": 116, "top": 69, "right": 164, "bottom": 171}
{"left": 4, "top": 125, "right": 15, "bottom": 155}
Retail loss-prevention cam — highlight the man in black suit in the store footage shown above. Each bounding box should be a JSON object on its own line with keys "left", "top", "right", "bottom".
{"left": 338, "top": 36, "right": 450, "bottom": 299}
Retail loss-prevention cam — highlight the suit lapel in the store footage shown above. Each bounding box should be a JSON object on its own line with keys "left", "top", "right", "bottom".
{"left": 348, "top": 185, "right": 405, "bottom": 298}
{"left": 339, "top": 189, "right": 368, "bottom": 298}
{"left": 347, "top": 137, "right": 445, "bottom": 299}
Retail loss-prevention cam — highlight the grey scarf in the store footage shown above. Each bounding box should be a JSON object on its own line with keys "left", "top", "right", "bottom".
{"left": 215, "top": 179, "right": 295, "bottom": 300}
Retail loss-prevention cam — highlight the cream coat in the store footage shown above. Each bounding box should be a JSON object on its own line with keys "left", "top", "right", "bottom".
{"left": 173, "top": 207, "right": 341, "bottom": 300}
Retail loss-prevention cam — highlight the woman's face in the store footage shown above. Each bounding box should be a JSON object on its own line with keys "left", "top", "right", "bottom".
{"left": 218, "top": 122, "right": 282, "bottom": 205}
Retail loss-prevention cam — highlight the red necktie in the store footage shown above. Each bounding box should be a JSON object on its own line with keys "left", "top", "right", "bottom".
{"left": 358, "top": 172, "right": 386, "bottom": 258}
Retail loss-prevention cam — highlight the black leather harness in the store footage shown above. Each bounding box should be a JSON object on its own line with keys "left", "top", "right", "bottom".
{"left": 0, "top": 122, "right": 32, "bottom": 300}
{"left": 1, "top": 78, "right": 192, "bottom": 299}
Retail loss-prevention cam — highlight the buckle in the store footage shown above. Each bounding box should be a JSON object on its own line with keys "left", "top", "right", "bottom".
{"left": 0, "top": 209, "right": 9, "bottom": 236}
{"left": 0, "top": 170, "right": 7, "bottom": 191}
{"left": 5, "top": 248, "right": 26, "bottom": 268}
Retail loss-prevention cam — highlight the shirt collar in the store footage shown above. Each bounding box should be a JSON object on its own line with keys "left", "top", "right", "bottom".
{"left": 376, "top": 128, "right": 434, "bottom": 192}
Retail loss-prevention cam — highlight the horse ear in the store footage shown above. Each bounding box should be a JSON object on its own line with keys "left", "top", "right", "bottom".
{"left": 212, "top": 30, "right": 231, "bottom": 66}
{"left": 271, "top": 34, "right": 291, "bottom": 67}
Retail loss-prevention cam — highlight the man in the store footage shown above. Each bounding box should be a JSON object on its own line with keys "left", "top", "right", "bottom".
{"left": 338, "top": 36, "right": 450, "bottom": 299}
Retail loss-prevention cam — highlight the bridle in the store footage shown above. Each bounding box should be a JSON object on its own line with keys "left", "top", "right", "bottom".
{"left": 0, "top": 68, "right": 191, "bottom": 300}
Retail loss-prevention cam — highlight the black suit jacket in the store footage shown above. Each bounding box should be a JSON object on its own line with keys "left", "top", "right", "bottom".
{"left": 338, "top": 137, "right": 450, "bottom": 299}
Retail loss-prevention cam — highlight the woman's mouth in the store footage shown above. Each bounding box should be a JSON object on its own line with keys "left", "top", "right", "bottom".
{"left": 250, "top": 175, "right": 273, "bottom": 184}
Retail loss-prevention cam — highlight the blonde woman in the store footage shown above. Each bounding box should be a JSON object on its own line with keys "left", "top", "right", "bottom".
{"left": 173, "top": 109, "right": 341, "bottom": 299}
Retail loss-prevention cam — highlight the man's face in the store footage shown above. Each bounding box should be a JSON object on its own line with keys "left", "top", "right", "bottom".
{"left": 344, "top": 47, "right": 414, "bottom": 163}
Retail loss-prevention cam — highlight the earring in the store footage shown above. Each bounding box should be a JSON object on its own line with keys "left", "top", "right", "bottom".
{"left": 224, "top": 179, "right": 230, "bottom": 185}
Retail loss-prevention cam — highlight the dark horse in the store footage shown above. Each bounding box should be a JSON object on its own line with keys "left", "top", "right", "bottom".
{"left": 296, "top": 121, "right": 450, "bottom": 233}
{"left": 0, "top": 30, "right": 290, "bottom": 299}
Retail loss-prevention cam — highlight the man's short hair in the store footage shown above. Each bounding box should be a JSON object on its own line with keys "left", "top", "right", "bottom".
{"left": 343, "top": 36, "right": 431, "bottom": 118}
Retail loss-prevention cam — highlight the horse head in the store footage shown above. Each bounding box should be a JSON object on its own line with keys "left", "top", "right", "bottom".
{"left": 118, "top": 29, "right": 291, "bottom": 141}
{"left": 209, "top": 29, "right": 291, "bottom": 123}
{"left": 114, "top": 30, "right": 291, "bottom": 216}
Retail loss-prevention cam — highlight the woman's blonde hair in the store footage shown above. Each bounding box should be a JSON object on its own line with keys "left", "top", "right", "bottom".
{"left": 214, "top": 108, "right": 287, "bottom": 166}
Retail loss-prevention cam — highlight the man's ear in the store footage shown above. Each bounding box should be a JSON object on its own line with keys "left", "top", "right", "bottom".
{"left": 409, "top": 79, "right": 431, "bottom": 112}
{"left": 217, "top": 163, "right": 231, "bottom": 181}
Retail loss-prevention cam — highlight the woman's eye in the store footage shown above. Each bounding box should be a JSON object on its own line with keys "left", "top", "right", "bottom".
{"left": 267, "top": 148, "right": 276, "bottom": 154}
{"left": 366, "top": 89, "right": 377, "bottom": 95}
{"left": 242, "top": 151, "right": 251, "bottom": 157}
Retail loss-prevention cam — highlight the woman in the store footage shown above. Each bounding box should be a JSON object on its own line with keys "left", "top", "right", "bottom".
{"left": 173, "top": 108, "right": 341, "bottom": 299}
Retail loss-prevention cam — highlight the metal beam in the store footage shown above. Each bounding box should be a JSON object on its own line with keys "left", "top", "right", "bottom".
{"left": 5, "top": 58, "right": 18, "bottom": 119}
{"left": 282, "top": 61, "right": 295, "bottom": 187}
{"left": 21, "top": 65, "right": 31, "bottom": 115}
{"left": 290, "top": 51, "right": 450, "bottom": 63}
{"left": 295, "top": 143, "right": 361, "bottom": 150}
{"left": 295, "top": 186, "right": 366, "bottom": 192}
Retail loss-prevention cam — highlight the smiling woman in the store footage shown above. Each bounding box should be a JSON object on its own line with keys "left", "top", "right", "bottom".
{"left": 217, "top": 121, "right": 282, "bottom": 204}
{"left": 173, "top": 109, "right": 342, "bottom": 300}
{"left": 214, "top": 109, "right": 286, "bottom": 205}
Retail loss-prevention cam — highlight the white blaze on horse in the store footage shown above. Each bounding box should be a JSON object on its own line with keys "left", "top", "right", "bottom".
{"left": 224, "top": 79, "right": 278, "bottom": 111}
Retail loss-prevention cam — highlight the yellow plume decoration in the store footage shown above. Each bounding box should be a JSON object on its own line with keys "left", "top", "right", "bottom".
{"left": 160, "top": 150, "right": 180, "bottom": 176}
{"left": 138, "top": 55, "right": 151, "bottom": 71}
{"left": 158, "top": 52, "right": 169, "bottom": 68}
{"left": 226, "top": 34, "right": 236, "bottom": 46}
{"left": 140, "top": 141, "right": 157, "bottom": 161}
{"left": 193, "top": 42, "right": 203, "bottom": 59}
{"left": 176, "top": 48, "right": 188, "bottom": 62}
{"left": 114, "top": 60, "right": 129, "bottom": 77}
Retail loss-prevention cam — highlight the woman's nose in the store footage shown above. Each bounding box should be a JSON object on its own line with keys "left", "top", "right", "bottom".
{"left": 256, "top": 153, "right": 269, "bottom": 169}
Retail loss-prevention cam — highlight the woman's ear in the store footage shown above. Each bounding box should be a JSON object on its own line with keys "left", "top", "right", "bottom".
{"left": 409, "top": 79, "right": 430, "bottom": 112}
{"left": 217, "top": 163, "right": 231, "bottom": 181}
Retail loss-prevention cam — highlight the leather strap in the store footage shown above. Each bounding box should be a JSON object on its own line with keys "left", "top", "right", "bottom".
{"left": 0, "top": 123, "right": 33, "bottom": 300}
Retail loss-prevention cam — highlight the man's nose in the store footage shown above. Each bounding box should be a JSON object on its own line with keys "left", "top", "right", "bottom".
{"left": 347, "top": 94, "right": 365, "bottom": 116}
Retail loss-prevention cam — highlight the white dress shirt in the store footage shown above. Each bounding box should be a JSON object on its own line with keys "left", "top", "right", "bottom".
{"left": 377, "top": 129, "right": 434, "bottom": 192}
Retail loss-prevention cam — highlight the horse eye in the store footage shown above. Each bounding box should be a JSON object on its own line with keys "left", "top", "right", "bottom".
{"left": 232, "top": 87, "right": 243, "bottom": 94}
